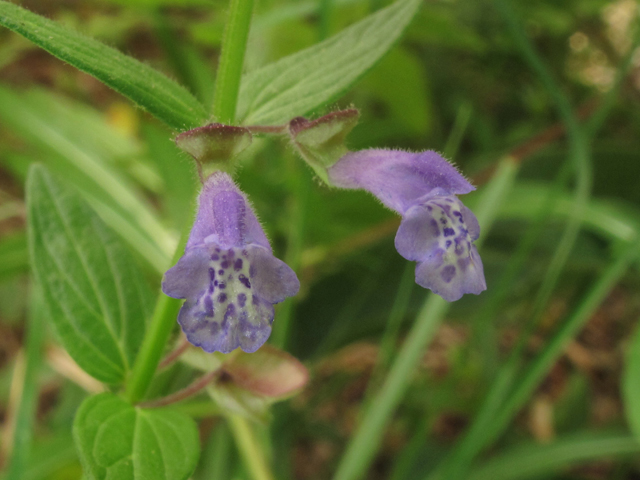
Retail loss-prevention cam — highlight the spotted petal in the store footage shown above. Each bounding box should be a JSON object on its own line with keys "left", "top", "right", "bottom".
{"left": 249, "top": 246, "right": 300, "bottom": 303}
{"left": 395, "top": 195, "right": 486, "bottom": 302}
{"left": 162, "top": 246, "right": 210, "bottom": 299}
{"left": 415, "top": 244, "right": 485, "bottom": 302}
{"left": 168, "top": 244, "right": 299, "bottom": 354}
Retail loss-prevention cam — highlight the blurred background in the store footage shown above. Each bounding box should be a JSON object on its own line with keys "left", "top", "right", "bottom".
{"left": 0, "top": 0, "right": 640, "bottom": 479}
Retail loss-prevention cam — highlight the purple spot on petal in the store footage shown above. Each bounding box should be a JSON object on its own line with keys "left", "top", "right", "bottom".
{"left": 228, "top": 249, "right": 235, "bottom": 258}
{"left": 221, "top": 260, "right": 230, "bottom": 269}
{"left": 441, "top": 265, "right": 456, "bottom": 283}
{"left": 444, "top": 228, "right": 455, "bottom": 237}
{"left": 427, "top": 205, "right": 433, "bottom": 211}
{"left": 239, "top": 274, "right": 251, "bottom": 289}
{"left": 218, "top": 293, "right": 227, "bottom": 303}
{"left": 234, "top": 258, "right": 243, "bottom": 271}
{"left": 219, "top": 282, "right": 226, "bottom": 289}
{"left": 209, "top": 268, "right": 216, "bottom": 281}
{"left": 446, "top": 240, "right": 452, "bottom": 248}
{"left": 204, "top": 296, "right": 214, "bottom": 316}
{"left": 211, "top": 254, "right": 219, "bottom": 260}
{"left": 215, "top": 248, "right": 220, "bottom": 253}
{"left": 238, "top": 293, "right": 246, "bottom": 307}
{"left": 218, "top": 269, "right": 224, "bottom": 275}
{"left": 458, "top": 256, "right": 471, "bottom": 270}
{"left": 214, "top": 280, "right": 218, "bottom": 286}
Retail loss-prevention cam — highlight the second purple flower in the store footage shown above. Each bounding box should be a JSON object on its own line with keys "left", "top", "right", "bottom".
{"left": 328, "top": 149, "right": 486, "bottom": 302}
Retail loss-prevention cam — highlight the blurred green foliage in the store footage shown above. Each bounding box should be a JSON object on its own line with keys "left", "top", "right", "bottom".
{"left": 0, "top": 0, "right": 639, "bottom": 479}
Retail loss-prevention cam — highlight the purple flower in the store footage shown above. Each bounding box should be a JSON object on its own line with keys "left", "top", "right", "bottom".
{"left": 328, "top": 149, "right": 486, "bottom": 302}
{"left": 162, "top": 172, "right": 299, "bottom": 353}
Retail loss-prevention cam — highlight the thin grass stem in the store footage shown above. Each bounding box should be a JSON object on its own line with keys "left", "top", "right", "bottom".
{"left": 4, "top": 291, "right": 44, "bottom": 480}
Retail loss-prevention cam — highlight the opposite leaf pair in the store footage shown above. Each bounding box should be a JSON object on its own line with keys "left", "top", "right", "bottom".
{"left": 165, "top": 120, "right": 486, "bottom": 354}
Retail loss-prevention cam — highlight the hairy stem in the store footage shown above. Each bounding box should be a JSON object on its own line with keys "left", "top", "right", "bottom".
{"left": 213, "top": 0, "right": 255, "bottom": 123}
{"left": 158, "top": 337, "right": 191, "bottom": 370}
{"left": 124, "top": 226, "right": 190, "bottom": 405}
{"left": 139, "top": 370, "right": 220, "bottom": 409}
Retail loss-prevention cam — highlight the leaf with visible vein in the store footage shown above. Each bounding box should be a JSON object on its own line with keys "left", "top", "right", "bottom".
{"left": 74, "top": 393, "right": 199, "bottom": 480}
{"left": 237, "top": 0, "right": 421, "bottom": 125}
{"left": 0, "top": 1, "right": 208, "bottom": 130}
{"left": 27, "top": 165, "right": 153, "bottom": 384}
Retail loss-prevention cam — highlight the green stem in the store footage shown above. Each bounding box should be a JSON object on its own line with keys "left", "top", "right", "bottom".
{"left": 138, "top": 370, "right": 221, "bottom": 408}
{"left": 213, "top": 0, "right": 255, "bottom": 123}
{"left": 228, "top": 415, "right": 275, "bottom": 480}
{"left": 124, "top": 225, "right": 190, "bottom": 404}
{"left": 318, "top": 0, "right": 333, "bottom": 40}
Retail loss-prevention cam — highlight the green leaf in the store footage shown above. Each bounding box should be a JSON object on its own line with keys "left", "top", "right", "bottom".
{"left": 360, "top": 49, "right": 431, "bottom": 136}
{"left": 0, "top": 1, "right": 208, "bottom": 131}
{"left": 74, "top": 393, "right": 199, "bottom": 480}
{"left": 624, "top": 321, "right": 640, "bottom": 440}
{"left": 237, "top": 0, "right": 421, "bottom": 125}
{"left": 27, "top": 165, "right": 153, "bottom": 384}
